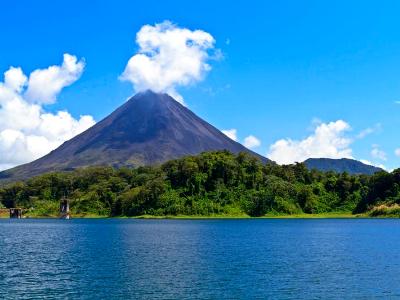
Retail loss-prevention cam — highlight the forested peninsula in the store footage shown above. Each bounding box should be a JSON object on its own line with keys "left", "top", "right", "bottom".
{"left": 1, "top": 151, "right": 399, "bottom": 218}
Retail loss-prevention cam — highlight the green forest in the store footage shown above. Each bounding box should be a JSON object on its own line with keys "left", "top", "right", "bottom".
{"left": 1, "top": 151, "right": 400, "bottom": 218}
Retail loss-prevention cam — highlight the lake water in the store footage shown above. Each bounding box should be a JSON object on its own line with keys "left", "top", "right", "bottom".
{"left": 1, "top": 219, "right": 400, "bottom": 299}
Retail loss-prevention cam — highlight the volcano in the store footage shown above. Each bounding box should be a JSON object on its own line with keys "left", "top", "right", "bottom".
{"left": 0, "top": 91, "right": 269, "bottom": 181}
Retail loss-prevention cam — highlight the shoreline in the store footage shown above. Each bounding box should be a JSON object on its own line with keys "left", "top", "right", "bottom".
{"left": 3, "top": 212, "right": 397, "bottom": 219}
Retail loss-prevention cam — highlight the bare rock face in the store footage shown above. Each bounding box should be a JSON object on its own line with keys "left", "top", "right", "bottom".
{"left": 0, "top": 90, "right": 269, "bottom": 182}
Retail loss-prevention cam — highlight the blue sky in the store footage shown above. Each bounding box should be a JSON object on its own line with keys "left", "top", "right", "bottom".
{"left": 1, "top": 0, "right": 400, "bottom": 170}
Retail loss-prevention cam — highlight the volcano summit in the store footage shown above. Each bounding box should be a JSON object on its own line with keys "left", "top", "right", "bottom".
{"left": 0, "top": 91, "right": 268, "bottom": 181}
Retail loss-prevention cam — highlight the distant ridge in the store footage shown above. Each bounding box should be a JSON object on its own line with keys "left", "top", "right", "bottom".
{"left": 0, "top": 90, "right": 269, "bottom": 182}
{"left": 304, "top": 158, "right": 383, "bottom": 175}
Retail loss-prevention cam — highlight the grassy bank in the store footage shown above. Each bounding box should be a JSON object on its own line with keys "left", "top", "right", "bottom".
{"left": 368, "top": 204, "right": 400, "bottom": 217}
{"left": 259, "top": 212, "right": 366, "bottom": 218}
{"left": 22, "top": 212, "right": 109, "bottom": 219}
{"left": 0, "top": 213, "right": 9, "bottom": 218}
{"left": 134, "top": 212, "right": 367, "bottom": 219}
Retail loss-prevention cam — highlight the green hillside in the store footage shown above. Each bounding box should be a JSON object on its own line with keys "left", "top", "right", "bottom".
{"left": 1, "top": 151, "right": 399, "bottom": 218}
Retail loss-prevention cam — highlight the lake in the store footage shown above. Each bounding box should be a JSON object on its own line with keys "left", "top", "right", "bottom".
{"left": 1, "top": 219, "right": 400, "bottom": 299}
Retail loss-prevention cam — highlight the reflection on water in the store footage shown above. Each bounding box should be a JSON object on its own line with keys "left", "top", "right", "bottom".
{"left": 1, "top": 219, "right": 400, "bottom": 299}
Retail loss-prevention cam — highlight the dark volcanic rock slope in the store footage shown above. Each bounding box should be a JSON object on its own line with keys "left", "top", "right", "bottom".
{"left": 1, "top": 91, "right": 268, "bottom": 181}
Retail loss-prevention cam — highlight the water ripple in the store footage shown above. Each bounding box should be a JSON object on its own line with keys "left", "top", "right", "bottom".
{"left": 1, "top": 219, "right": 400, "bottom": 299}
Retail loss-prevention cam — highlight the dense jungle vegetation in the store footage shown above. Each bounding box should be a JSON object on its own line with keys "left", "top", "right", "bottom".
{"left": 1, "top": 151, "right": 399, "bottom": 217}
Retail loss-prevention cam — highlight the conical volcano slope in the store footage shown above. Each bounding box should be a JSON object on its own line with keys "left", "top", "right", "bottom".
{"left": 0, "top": 91, "right": 269, "bottom": 181}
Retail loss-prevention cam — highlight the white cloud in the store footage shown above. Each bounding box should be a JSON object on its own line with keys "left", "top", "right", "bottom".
{"left": 120, "top": 21, "right": 216, "bottom": 103}
{"left": 360, "top": 159, "right": 373, "bottom": 166}
{"left": 395, "top": 148, "right": 400, "bottom": 157}
{"left": 360, "top": 159, "right": 386, "bottom": 171}
{"left": 244, "top": 135, "right": 261, "bottom": 149}
{"left": 357, "top": 123, "right": 382, "bottom": 139}
{"left": 222, "top": 129, "right": 237, "bottom": 141}
{"left": 371, "top": 144, "right": 387, "bottom": 161}
{"left": 267, "top": 120, "right": 352, "bottom": 165}
{"left": 25, "top": 53, "right": 85, "bottom": 104}
{"left": 4, "top": 67, "right": 27, "bottom": 92}
{"left": 0, "top": 54, "right": 95, "bottom": 171}
{"left": 222, "top": 129, "right": 261, "bottom": 150}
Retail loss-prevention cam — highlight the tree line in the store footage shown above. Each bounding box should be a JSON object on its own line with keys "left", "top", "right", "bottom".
{"left": 1, "top": 151, "right": 399, "bottom": 217}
